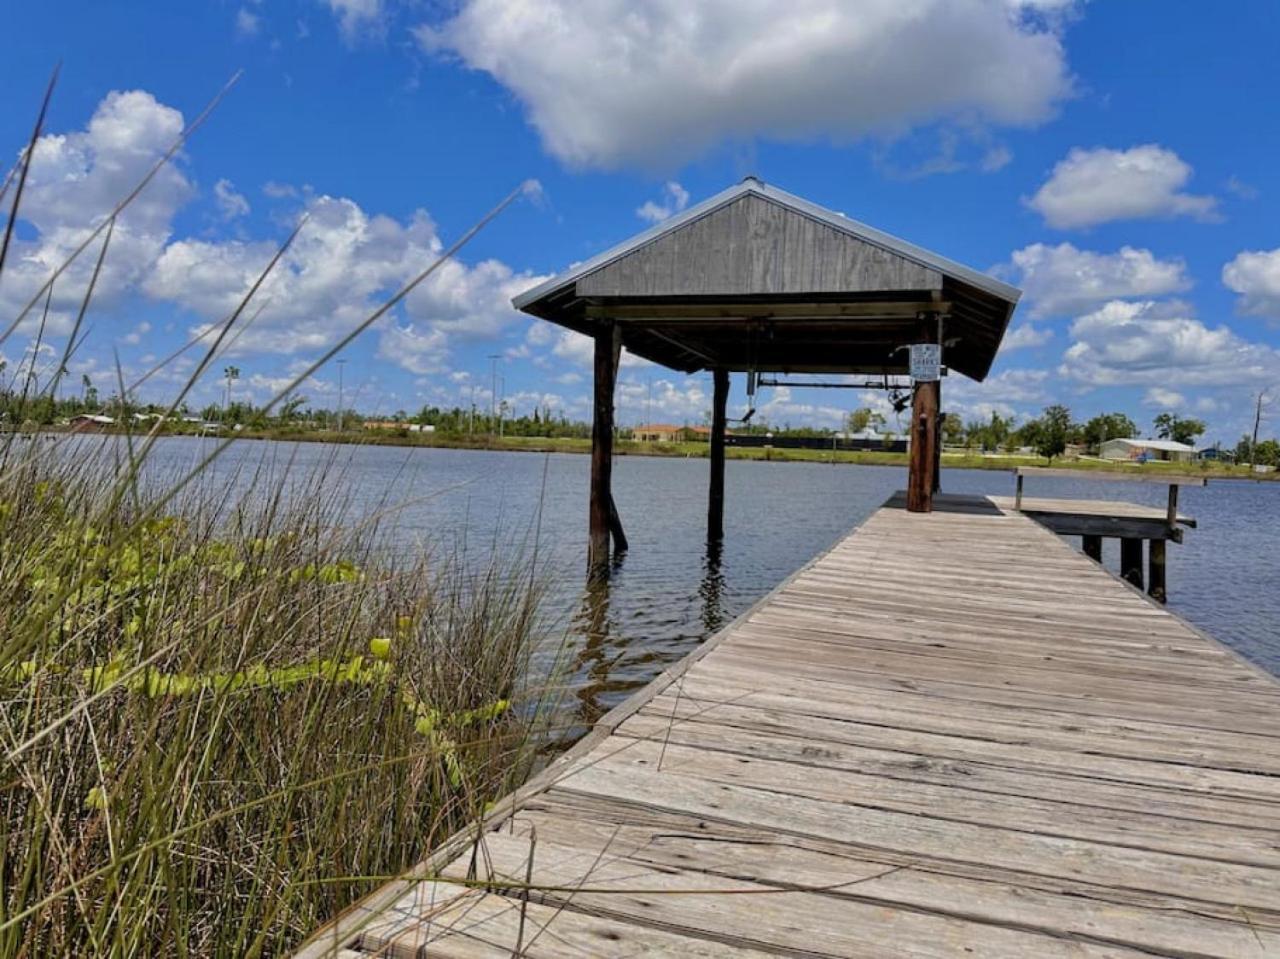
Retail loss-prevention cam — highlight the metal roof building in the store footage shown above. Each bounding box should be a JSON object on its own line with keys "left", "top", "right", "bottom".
{"left": 512, "top": 178, "right": 1023, "bottom": 564}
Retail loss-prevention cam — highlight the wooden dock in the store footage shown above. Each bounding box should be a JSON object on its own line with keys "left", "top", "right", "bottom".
{"left": 302, "top": 493, "right": 1280, "bottom": 958}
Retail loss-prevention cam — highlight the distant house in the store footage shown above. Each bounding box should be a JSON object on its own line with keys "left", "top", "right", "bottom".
{"left": 68, "top": 413, "right": 114, "bottom": 432}
{"left": 633, "top": 423, "right": 682, "bottom": 442}
{"left": 1198, "top": 446, "right": 1234, "bottom": 462}
{"left": 1099, "top": 437, "right": 1196, "bottom": 463}
{"left": 362, "top": 420, "right": 402, "bottom": 431}
{"left": 632, "top": 423, "right": 731, "bottom": 443}
{"left": 686, "top": 425, "right": 734, "bottom": 441}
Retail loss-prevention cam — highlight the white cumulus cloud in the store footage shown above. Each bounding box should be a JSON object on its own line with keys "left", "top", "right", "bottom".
{"left": 1027, "top": 145, "right": 1218, "bottom": 229}
{"left": 1143, "top": 387, "right": 1185, "bottom": 409}
{"left": 1004, "top": 242, "right": 1191, "bottom": 317}
{"left": 417, "top": 0, "right": 1075, "bottom": 169}
{"left": 213, "top": 178, "right": 250, "bottom": 219}
{"left": 636, "top": 182, "right": 690, "bottom": 223}
{"left": 1, "top": 90, "right": 193, "bottom": 333}
{"left": 1002, "top": 323, "right": 1054, "bottom": 350}
{"left": 1059, "top": 300, "right": 1280, "bottom": 387}
{"left": 146, "top": 194, "right": 546, "bottom": 359}
{"left": 1222, "top": 248, "right": 1280, "bottom": 321}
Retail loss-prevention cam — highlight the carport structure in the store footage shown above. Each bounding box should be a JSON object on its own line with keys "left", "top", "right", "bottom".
{"left": 513, "top": 178, "right": 1022, "bottom": 567}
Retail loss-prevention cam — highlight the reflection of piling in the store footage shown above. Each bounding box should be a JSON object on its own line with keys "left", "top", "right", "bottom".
{"left": 699, "top": 538, "right": 726, "bottom": 635}
{"left": 568, "top": 574, "right": 619, "bottom": 728}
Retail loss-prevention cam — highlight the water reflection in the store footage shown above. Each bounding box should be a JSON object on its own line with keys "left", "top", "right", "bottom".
{"left": 568, "top": 536, "right": 730, "bottom": 730}
{"left": 699, "top": 537, "right": 727, "bottom": 635}
{"left": 569, "top": 572, "right": 623, "bottom": 728}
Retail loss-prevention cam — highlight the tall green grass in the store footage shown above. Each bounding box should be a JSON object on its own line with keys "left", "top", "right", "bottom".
{"left": 0, "top": 437, "right": 555, "bottom": 955}
{"left": 0, "top": 72, "right": 552, "bottom": 955}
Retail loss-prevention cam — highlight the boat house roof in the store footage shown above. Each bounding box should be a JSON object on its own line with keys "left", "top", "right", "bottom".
{"left": 514, "top": 178, "right": 1021, "bottom": 382}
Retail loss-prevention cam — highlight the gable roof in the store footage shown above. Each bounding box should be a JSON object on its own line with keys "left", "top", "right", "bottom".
{"left": 513, "top": 178, "right": 1022, "bottom": 381}
{"left": 1105, "top": 438, "right": 1197, "bottom": 452}
{"left": 515, "top": 177, "right": 1019, "bottom": 309}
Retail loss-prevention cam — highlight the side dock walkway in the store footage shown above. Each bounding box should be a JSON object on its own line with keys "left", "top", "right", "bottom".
{"left": 304, "top": 494, "right": 1280, "bottom": 958}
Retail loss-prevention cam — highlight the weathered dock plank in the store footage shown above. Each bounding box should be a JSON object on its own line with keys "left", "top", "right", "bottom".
{"left": 300, "top": 494, "right": 1280, "bottom": 958}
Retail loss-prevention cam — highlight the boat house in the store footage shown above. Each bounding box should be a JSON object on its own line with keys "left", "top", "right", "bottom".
{"left": 513, "top": 178, "right": 1022, "bottom": 566}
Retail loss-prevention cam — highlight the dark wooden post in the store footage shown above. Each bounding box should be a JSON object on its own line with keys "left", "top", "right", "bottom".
{"left": 708, "top": 368, "right": 729, "bottom": 541}
{"left": 589, "top": 322, "right": 622, "bottom": 568}
{"left": 1148, "top": 539, "right": 1167, "bottom": 603}
{"left": 1082, "top": 535, "right": 1102, "bottom": 562}
{"left": 1120, "top": 538, "right": 1144, "bottom": 590}
{"left": 907, "top": 383, "right": 939, "bottom": 513}
{"left": 907, "top": 317, "right": 939, "bottom": 513}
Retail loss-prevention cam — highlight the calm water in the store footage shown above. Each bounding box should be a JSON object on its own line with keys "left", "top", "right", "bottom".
{"left": 138, "top": 437, "right": 1280, "bottom": 724}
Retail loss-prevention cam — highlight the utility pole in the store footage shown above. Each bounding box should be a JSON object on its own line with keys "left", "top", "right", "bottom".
{"left": 498, "top": 373, "right": 506, "bottom": 438}
{"left": 336, "top": 358, "right": 346, "bottom": 432}
{"left": 488, "top": 354, "right": 500, "bottom": 435}
{"left": 1252, "top": 386, "right": 1272, "bottom": 467}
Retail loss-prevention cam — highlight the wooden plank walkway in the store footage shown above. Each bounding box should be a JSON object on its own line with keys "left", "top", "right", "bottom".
{"left": 991, "top": 495, "right": 1197, "bottom": 527}
{"left": 302, "top": 493, "right": 1280, "bottom": 958}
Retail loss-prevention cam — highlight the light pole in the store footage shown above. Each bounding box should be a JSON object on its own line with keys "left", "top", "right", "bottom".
{"left": 1251, "top": 386, "right": 1273, "bottom": 467}
{"left": 498, "top": 373, "right": 507, "bottom": 438}
{"left": 336, "top": 358, "right": 347, "bottom": 432}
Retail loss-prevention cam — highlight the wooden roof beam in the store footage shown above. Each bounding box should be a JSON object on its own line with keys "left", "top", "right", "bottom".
{"left": 584, "top": 301, "right": 949, "bottom": 321}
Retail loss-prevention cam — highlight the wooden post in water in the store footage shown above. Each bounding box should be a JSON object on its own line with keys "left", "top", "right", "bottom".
{"left": 1148, "top": 539, "right": 1167, "bottom": 603}
{"left": 907, "top": 382, "right": 939, "bottom": 512}
{"left": 708, "top": 368, "right": 729, "bottom": 541}
{"left": 1120, "top": 537, "right": 1144, "bottom": 590}
{"left": 1082, "top": 535, "right": 1102, "bottom": 563}
{"left": 589, "top": 322, "right": 624, "bottom": 568}
{"left": 907, "top": 316, "right": 939, "bottom": 513}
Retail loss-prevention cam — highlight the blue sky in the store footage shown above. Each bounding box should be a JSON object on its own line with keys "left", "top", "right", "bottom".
{"left": 3, "top": 1, "right": 1279, "bottom": 444}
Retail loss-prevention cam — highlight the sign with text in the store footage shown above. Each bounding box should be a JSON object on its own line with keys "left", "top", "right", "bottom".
{"left": 909, "top": 343, "right": 941, "bottom": 382}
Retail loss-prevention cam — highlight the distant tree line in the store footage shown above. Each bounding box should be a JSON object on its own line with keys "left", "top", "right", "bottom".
{"left": 5, "top": 369, "right": 1276, "bottom": 467}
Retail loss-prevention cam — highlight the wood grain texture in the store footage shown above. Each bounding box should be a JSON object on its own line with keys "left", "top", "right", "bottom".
{"left": 577, "top": 194, "right": 944, "bottom": 298}
{"left": 300, "top": 493, "right": 1280, "bottom": 958}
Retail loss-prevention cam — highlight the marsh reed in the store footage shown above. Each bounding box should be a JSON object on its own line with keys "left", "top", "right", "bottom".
{"left": 0, "top": 70, "right": 552, "bottom": 956}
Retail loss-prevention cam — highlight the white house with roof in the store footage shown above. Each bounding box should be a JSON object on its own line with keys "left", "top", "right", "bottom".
{"left": 1099, "top": 437, "right": 1196, "bottom": 463}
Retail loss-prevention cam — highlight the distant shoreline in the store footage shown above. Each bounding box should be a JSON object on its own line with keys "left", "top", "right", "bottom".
{"left": 26, "top": 425, "right": 1277, "bottom": 481}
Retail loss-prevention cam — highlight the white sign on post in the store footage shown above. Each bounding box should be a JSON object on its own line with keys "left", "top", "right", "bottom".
{"left": 909, "top": 343, "right": 941, "bottom": 382}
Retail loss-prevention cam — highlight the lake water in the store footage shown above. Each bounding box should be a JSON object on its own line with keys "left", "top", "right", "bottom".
{"left": 138, "top": 437, "right": 1280, "bottom": 727}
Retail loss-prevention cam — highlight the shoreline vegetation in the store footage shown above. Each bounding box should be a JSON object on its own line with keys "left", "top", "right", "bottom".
{"left": 0, "top": 437, "right": 561, "bottom": 955}
{"left": 1, "top": 73, "right": 561, "bottom": 957}
{"left": 20, "top": 424, "right": 1278, "bottom": 480}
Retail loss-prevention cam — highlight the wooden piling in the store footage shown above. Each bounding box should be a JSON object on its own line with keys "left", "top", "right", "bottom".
{"left": 1082, "top": 534, "right": 1102, "bottom": 562}
{"left": 708, "top": 368, "right": 729, "bottom": 541}
{"left": 1120, "top": 537, "right": 1144, "bottom": 590}
{"left": 906, "top": 379, "right": 938, "bottom": 512}
{"left": 1148, "top": 539, "right": 1167, "bottom": 603}
{"left": 589, "top": 323, "right": 622, "bottom": 568}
